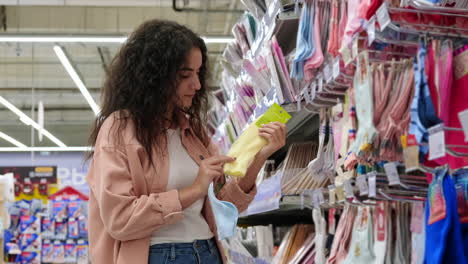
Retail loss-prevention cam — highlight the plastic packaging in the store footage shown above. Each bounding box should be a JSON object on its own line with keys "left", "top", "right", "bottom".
{"left": 67, "top": 198, "right": 82, "bottom": 219}
{"left": 19, "top": 251, "right": 40, "bottom": 264}
{"left": 19, "top": 233, "right": 41, "bottom": 252}
{"left": 41, "top": 216, "right": 55, "bottom": 239}
{"left": 42, "top": 240, "right": 53, "bottom": 263}
{"left": 76, "top": 239, "right": 89, "bottom": 264}
{"left": 52, "top": 240, "right": 65, "bottom": 263}
{"left": 68, "top": 217, "right": 79, "bottom": 239}
{"left": 19, "top": 215, "right": 40, "bottom": 234}
{"left": 224, "top": 103, "right": 292, "bottom": 177}
{"left": 64, "top": 239, "right": 77, "bottom": 263}
{"left": 51, "top": 199, "right": 68, "bottom": 220}
{"left": 78, "top": 216, "right": 88, "bottom": 238}
{"left": 55, "top": 219, "right": 67, "bottom": 240}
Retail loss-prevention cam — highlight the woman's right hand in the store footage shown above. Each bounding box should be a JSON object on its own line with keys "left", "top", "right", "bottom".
{"left": 193, "top": 155, "right": 235, "bottom": 196}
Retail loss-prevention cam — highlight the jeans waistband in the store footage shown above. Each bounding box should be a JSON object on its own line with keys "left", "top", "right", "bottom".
{"left": 150, "top": 238, "right": 217, "bottom": 250}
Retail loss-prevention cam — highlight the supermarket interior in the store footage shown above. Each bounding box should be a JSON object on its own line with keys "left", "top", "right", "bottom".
{"left": 0, "top": 0, "right": 467, "bottom": 263}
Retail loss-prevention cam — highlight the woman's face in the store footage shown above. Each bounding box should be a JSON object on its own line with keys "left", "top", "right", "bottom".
{"left": 175, "top": 47, "right": 202, "bottom": 109}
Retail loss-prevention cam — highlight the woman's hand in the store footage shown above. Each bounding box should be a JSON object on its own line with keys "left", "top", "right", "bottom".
{"left": 258, "top": 122, "right": 287, "bottom": 158}
{"left": 193, "top": 155, "right": 235, "bottom": 196}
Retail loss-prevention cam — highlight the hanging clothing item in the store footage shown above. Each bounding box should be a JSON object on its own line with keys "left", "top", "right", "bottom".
{"left": 291, "top": 2, "right": 315, "bottom": 80}
{"left": 446, "top": 44, "right": 468, "bottom": 169}
{"left": 349, "top": 51, "right": 377, "bottom": 157}
{"left": 327, "top": 206, "right": 357, "bottom": 264}
{"left": 411, "top": 202, "right": 426, "bottom": 264}
{"left": 327, "top": 0, "right": 340, "bottom": 57}
{"left": 313, "top": 209, "right": 328, "bottom": 264}
{"left": 304, "top": 0, "right": 325, "bottom": 81}
{"left": 424, "top": 168, "right": 467, "bottom": 264}
{"left": 453, "top": 168, "right": 468, "bottom": 262}
{"left": 342, "top": 206, "right": 375, "bottom": 264}
{"left": 374, "top": 202, "right": 389, "bottom": 264}
{"left": 409, "top": 42, "right": 443, "bottom": 162}
{"left": 341, "top": 0, "right": 363, "bottom": 47}
{"left": 380, "top": 61, "right": 415, "bottom": 161}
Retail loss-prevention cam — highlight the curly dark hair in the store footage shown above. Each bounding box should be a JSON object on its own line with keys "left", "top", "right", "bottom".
{"left": 87, "top": 19, "right": 209, "bottom": 162}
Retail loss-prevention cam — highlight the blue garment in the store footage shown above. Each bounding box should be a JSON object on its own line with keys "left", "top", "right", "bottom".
{"left": 410, "top": 42, "right": 442, "bottom": 161}
{"left": 148, "top": 239, "right": 222, "bottom": 264}
{"left": 207, "top": 183, "right": 239, "bottom": 240}
{"left": 453, "top": 168, "right": 468, "bottom": 262}
{"left": 291, "top": 2, "right": 315, "bottom": 80}
{"left": 424, "top": 168, "right": 467, "bottom": 264}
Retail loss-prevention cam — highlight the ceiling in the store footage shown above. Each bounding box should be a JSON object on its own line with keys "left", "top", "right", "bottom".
{"left": 0, "top": 0, "right": 244, "bottom": 148}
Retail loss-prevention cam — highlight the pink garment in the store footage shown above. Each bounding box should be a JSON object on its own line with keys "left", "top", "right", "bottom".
{"left": 342, "top": 0, "right": 363, "bottom": 48}
{"left": 380, "top": 64, "right": 415, "bottom": 161}
{"left": 327, "top": 0, "right": 340, "bottom": 57}
{"left": 338, "top": 0, "right": 348, "bottom": 48}
{"left": 437, "top": 40, "right": 454, "bottom": 124}
{"left": 86, "top": 111, "right": 257, "bottom": 264}
{"left": 304, "top": 0, "right": 324, "bottom": 81}
{"left": 447, "top": 45, "right": 468, "bottom": 169}
{"left": 327, "top": 207, "right": 355, "bottom": 264}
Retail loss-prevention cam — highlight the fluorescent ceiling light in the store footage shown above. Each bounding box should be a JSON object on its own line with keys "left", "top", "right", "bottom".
{"left": 0, "top": 132, "right": 27, "bottom": 148}
{"left": 54, "top": 45, "right": 101, "bottom": 116}
{"left": 0, "top": 146, "right": 91, "bottom": 152}
{"left": 0, "top": 34, "right": 234, "bottom": 44}
{"left": 0, "top": 96, "right": 67, "bottom": 147}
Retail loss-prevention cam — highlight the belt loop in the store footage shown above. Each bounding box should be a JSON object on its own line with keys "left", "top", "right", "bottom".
{"left": 170, "top": 244, "right": 176, "bottom": 261}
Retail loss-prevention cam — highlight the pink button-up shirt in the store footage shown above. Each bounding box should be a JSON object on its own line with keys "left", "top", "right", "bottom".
{"left": 86, "top": 112, "right": 257, "bottom": 264}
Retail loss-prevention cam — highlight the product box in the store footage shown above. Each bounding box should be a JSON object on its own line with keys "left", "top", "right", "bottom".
{"left": 52, "top": 240, "right": 65, "bottom": 263}
{"left": 41, "top": 215, "right": 55, "bottom": 239}
{"left": 64, "top": 239, "right": 77, "bottom": 263}
{"left": 19, "top": 251, "right": 41, "bottom": 264}
{"left": 19, "top": 233, "right": 41, "bottom": 252}
{"left": 19, "top": 215, "right": 40, "bottom": 234}
{"left": 76, "top": 239, "right": 89, "bottom": 264}
{"left": 41, "top": 240, "right": 53, "bottom": 263}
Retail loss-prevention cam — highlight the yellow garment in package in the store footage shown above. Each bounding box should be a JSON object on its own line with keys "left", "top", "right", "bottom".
{"left": 224, "top": 103, "right": 291, "bottom": 177}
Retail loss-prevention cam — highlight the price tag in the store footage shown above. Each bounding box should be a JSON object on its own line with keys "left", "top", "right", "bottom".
{"left": 316, "top": 189, "right": 325, "bottom": 205}
{"left": 312, "top": 192, "right": 320, "bottom": 208}
{"left": 428, "top": 124, "right": 446, "bottom": 160}
{"left": 368, "top": 171, "right": 377, "bottom": 197}
{"left": 328, "top": 185, "right": 336, "bottom": 205}
{"left": 384, "top": 162, "right": 401, "bottom": 185}
{"left": 401, "top": 134, "right": 420, "bottom": 172}
{"left": 356, "top": 174, "right": 369, "bottom": 196}
{"left": 323, "top": 63, "right": 332, "bottom": 83}
{"left": 303, "top": 85, "right": 311, "bottom": 104}
{"left": 318, "top": 76, "right": 323, "bottom": 92}
{"left": 458, "top": 109, "right": 468, "bottom": 142}
{"left": 344, "top": 180, "right": 354, "bottom": 198}
{"left": 340, "top": 46, "right": 352, "bottom": 66}
{"left": 335, "top": 185, "right": 345, "bottom": 202}
{"left": 333, "top": 57, "right": 340, "bottom": 79}
{"left": 376, "top": 3, "right": 391, "bottom": 31}
{"left": 352, "top": 38, "right": 359, "bottom": 59}
{"left": 367, "top": 19, "right": 375, "bottom": 46}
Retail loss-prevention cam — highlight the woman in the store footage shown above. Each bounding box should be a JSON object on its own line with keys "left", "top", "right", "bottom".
{"left": 86, "top": 19, "right": 286, "bottom": 264}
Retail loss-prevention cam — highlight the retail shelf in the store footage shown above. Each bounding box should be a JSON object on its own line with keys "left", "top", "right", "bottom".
{"left": 237, "top": 195, "right": 313, "bottom": 226}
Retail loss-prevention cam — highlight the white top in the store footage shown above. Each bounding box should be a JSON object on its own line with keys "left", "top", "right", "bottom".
{"left": 150, "top": 129, "right": 213, "bottom": 245}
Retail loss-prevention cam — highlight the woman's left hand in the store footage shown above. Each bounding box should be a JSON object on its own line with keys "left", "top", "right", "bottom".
{"left": 258, "top": 122, "right": 287, "bottom": 158}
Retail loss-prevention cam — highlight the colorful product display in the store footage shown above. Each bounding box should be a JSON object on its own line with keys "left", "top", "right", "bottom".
{"left": 3, "top": 194, "right": 89, "bottom": 263}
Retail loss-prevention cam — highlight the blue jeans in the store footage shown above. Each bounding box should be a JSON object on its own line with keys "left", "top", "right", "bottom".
{"left": 148, "top": 239, "right": 223, "bottom": 264}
